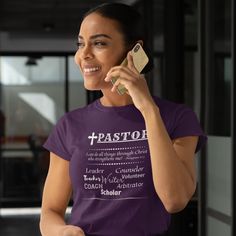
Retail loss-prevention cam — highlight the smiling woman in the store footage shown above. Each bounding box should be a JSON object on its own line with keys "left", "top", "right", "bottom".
{"left": 40, "top": 3, "right": 207, "bottom": 236}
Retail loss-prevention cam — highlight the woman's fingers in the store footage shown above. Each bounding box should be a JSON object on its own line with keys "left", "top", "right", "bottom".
{"left": 106, "top": 69, "right": 139, "bottom": 93}
{"left": 105, "top": 66, "right": 134, "bottom": 81}
{"left": 110, "top": 76, "right": 131, "bottom": 93}
{"left": 127, "top": 52, "right": 139, "bottom": 73}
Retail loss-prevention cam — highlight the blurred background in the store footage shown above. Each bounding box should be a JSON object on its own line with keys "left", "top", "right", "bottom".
{"left": 0, "top": 0, "right": 234, "bottom": 235}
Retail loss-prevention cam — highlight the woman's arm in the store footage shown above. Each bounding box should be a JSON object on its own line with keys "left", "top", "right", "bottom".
{"left": 141, "top": 104, "right": 198, "bottom": 213}
{"left": 106, "top": 52, "right": 198, "bottom": 214}
{"left": 40, "top": 152, "right": 85, "bottom": 236}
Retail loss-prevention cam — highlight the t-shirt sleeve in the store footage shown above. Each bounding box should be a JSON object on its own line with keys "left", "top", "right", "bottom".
{"left": 43, "top": 115, "right": 71, "bottom": 161}
{"left": 170, "top": 106, "right": 207, "bottom": 153}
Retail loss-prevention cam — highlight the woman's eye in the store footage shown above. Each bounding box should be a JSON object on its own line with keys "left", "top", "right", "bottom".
{"left": 76, "top": 42, "right": 84, "bottom": 48}
{"left": 94, "top": 41, "right": 107, "bottom": 47}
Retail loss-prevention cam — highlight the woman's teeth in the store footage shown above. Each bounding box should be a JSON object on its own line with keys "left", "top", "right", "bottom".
{"left": 84, "top": 67, "right": 100, "bottom": 73}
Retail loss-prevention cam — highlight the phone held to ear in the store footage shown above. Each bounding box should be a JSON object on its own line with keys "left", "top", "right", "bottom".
{"left": 111, "top": 43, "right": 149, "bottom": 95}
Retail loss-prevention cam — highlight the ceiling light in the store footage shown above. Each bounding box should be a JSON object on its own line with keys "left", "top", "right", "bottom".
{"left": 25, "top": 57, "right": 37, "bottom": 66}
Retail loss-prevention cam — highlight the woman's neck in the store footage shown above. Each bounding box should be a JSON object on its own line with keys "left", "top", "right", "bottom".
{"left": 100, "top": 90, "right": 133, "bottom": 107}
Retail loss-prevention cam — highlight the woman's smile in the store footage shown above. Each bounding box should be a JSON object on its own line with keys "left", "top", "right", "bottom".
{"left": 82, "top": 65, "right": 102, "bottom": 75}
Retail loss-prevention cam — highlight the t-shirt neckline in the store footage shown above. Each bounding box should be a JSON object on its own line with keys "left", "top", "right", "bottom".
{"left": 94, "top": 98, "right": 136, "bottom": 112}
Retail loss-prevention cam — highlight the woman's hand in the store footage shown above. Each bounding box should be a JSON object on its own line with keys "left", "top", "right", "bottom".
{"left": 59, "top": 225, "right": 85, "bottom": 236}
{"left": 105, "top": 52, "right": 155, "bottom": 113}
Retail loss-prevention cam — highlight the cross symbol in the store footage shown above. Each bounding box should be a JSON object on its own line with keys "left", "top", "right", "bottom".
{"left": 88, "top": 132, "right": 98, "bottom": 145}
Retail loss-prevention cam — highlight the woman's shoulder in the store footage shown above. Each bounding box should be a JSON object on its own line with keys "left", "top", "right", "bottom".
{"left": 153, "top": 96, "right": 207, "bottom": 151}
{"left": 152, "top": 95, "right": 200, "bottom": 129}
{"left": 54, "top": 100, "right": 98, "bottom": 128}
{"left": 153, "top": 96, "right": 191, "bottom": 114}
{"left": 64, "top": 100, "right": 98, "bottom": 119}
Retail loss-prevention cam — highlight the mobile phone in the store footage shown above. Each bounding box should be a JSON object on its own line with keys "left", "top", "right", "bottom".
{"left": 111, "top": 43, "right": 149, "bottom": 95}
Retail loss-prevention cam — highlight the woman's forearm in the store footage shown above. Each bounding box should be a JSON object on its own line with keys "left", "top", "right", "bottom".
{"left": 40, "top": 209, "right": 67, "bottom": 236}
{"left": 141, "top": 103, "right": 196, "bottom": 213}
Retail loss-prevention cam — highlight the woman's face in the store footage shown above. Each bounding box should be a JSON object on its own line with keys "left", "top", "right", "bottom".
{"left": 74, "top": 13, "right": 127, "bottom": 91}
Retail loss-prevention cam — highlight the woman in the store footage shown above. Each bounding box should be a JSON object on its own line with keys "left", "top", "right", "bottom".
{"left": 40, "top": 3, "right": 207, "bottom": 236}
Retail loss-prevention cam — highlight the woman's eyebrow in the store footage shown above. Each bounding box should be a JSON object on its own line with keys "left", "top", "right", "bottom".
{"left": 78, "top": 34, "right": 112, "bottom": 40}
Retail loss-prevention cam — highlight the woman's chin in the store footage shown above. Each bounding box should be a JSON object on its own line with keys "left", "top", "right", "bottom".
{"left": 84, "top": 85, "right": 103, "bottom": 92}
{"left": 84, "top": 82, "right": 110, "bottom": 91}
{"left": 83, "top": 82, "right": 98, "bottom": 90}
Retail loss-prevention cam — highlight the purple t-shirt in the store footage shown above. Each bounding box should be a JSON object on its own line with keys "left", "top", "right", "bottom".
{"left": 43, "top": 96, "right": 206, "bottom": 236}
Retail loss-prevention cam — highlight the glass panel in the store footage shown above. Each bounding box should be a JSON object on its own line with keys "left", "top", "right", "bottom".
{"left": 0, "top": 56, "right": 65, "bottom": 139}
{"left": 207, "top": 216, "right": 231, "bottom": 236}
{"left": 206, "top": 136, "right": 232, "bottom": 216}
{"left": 68, "top": 56, "right": 87, "bottom": 111}
{"left": 205, "top": 0, "right": 232, "bottom": 235}
{"left": 214, "top": 0, "right": 231, "bottom": 46}
{"left": 184, "top": 0, "right": 198, "bottom": 47}
{"left": 184, "top": 51, "right": 201, "bottom": 111}
{"left": 152, "top": 56, "right": 163, "bottom": 97}
{"left": 208, "top": 57, "right": 231, "bottom": 136}
{"left": 153, "top": 0, "right": 164, "bottom": 52}
{"left": 0, "top": 56, "right": 65, "bottom": 203}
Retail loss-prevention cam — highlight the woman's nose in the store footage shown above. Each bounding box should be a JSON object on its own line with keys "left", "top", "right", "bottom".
{"left": 80, "top": 45, "right": 93, "bottom": 60}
